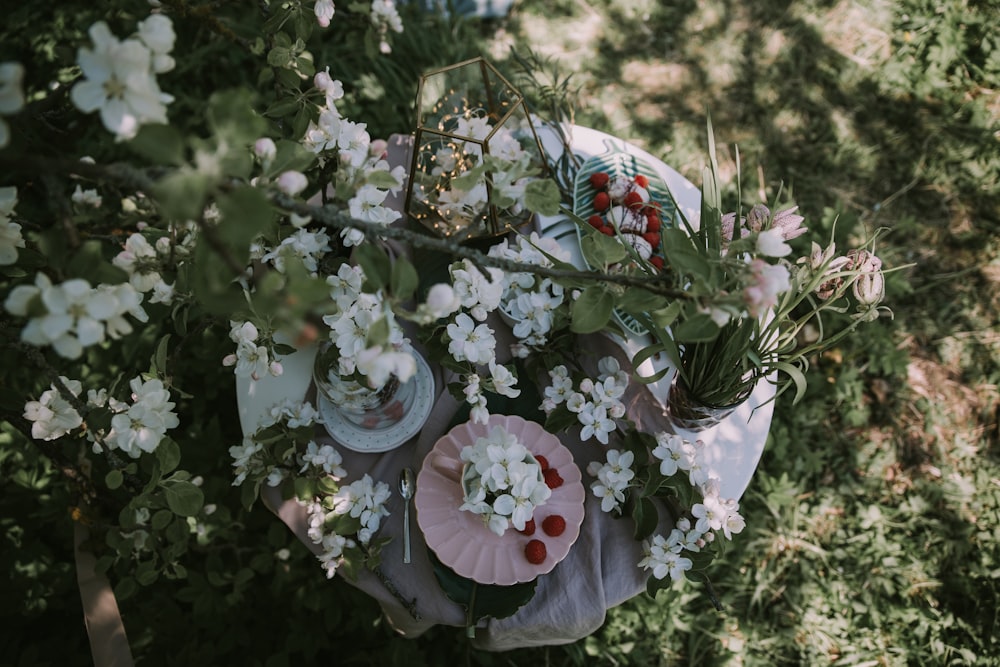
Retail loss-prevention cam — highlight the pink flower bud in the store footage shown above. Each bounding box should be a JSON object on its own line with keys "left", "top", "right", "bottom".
{"left": 254, "top": 137, "right": 276, "bottom": 162}
{"left": 276, "top": 171, "right": 308, "bottom": 196}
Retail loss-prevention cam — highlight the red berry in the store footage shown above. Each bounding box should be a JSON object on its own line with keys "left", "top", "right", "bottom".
{"left": 642, "top": 232, "right": 660, "bottom": 247}
{"left": 589, "top": 172, "right": 610, "bottom": 189}
{"left": 624, "top": 191, "right": 644, "bottom": 208}
{"left": 543, "top": 468, "right": 564, "bottom": 489}
{"left": 524, "top": 539, "right": 547, "bottom": 565}
{"left": 535, "top": 455, "right": 550, "bottom": 471}
{"left": 649, "top": 255, "right": 664, "bottom": 270}
{"left": 645, "top": 215, "right": 661, "bottom": 232}
{"left": 587, "top": 214, "right": 604, "bottom": 229}
{"left": 593, "top": 192, "right": 611, "bottom": 211}
{"left": 634, "top": 174, "right": 649, "bottom": 188}
{"left": 518, "top": 518, "right": 536, "bottom": 536}
{"left": 599, "top": 225, "right": 615, "bottom": 236}
{"left": 541, "top": 515, "right": 566, "bottom": 537}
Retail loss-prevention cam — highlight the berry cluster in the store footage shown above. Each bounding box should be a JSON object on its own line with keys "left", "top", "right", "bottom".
{"left": 585, "top": 171, "right": 665, "bottom": 270}
{"left": 519, "top": 453, "right": 567, "bottom": 564}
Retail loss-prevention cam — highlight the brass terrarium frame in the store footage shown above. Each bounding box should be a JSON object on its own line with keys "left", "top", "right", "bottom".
{"left": 404, "top": 57, "right": 549, "bottom": 242}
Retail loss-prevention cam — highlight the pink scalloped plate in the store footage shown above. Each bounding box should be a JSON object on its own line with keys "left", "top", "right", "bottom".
{"left": 415, "top": 414, "right": 586, "bottom": 585}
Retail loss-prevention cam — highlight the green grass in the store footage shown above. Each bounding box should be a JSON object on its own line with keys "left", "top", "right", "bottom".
{"left": 1, "top": 0, "right": 998, "bottom": 665}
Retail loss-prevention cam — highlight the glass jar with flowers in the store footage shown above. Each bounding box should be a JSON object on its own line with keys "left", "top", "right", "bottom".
{"left": 627, "top": 129, "right": 893, "bottom": 431}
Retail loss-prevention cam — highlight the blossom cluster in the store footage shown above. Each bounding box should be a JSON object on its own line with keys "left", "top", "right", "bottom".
{"left": 0, "top": 186, "right": 23, "bottom": 266}
{"left": 637, "top": 433, "right": 746, "bottom": 582}
{"left": 321, "top": 263, "right": 416, "bottom": 389}
{"left": 586, "top": 448, "right": 635, "bottom": 513}
{"left": 229, "top": 399, "right": 390, "bottom": 579}
{"left": 24, "top": 374, "right": 179, "bottom": 459}
{"left": 70, "top": 15, "right": 176, "bottom": 140}
{"left": 488, "top": 232, "right": 571, "bottom": 352}
{"left": 458, "top": 424, "right": 551, "bottom": 536}
{"left": 112, "top": 231, "right": 184, "bottom": 305}
{"left": 96, "top": 376, "right": 181, "bottom": 458}
{"left": 440, "top": 259, "right": 522, "bottom": 423}
{"left": 313, "top": 1, "right": 403, "bottom": 54}
{"left": 418, "top": 115, "right": 540, "bottom": 232}
{"left": 4, "top": 273, "right": 149, "bottom": 360}
{"left": 223, "top": 321, "right": 284, "bottom": 381}
{"left": 229, "top": 399, "right": 324, "bottom": 486}
{"left": 541, "top": 357, "right": 629, "bottom": 444}
{"left": 304, "top": 472, "right": 391, "bottom": 579}
{"left": 300, "top": 70, "right": 406, "bottom": 248}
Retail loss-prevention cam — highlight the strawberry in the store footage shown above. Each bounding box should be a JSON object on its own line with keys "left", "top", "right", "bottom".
{"left": 649, "top": 255, "right": 664, "bottom": 270}
{"left": 589, "top": 172, "right": 610, "bottom": 189}
{"left": 645, "top": 215, "right": 661, "bottom": 232}
{"left": 524, "top": 539, "right": 547, "bottom": 564}
{"left": 623, "top": 191, "right": 644, "bottom": 209}
{"left": 518, "top": 518, "right": 536, "bottom": 536}
{"left": 542, "top": 515, "right": 566, "bottom": 537}
{"left": 642, "top": 232, "right": 661, "bottom": 247}
{"left": 587, "top": 214, "right": 604, "bottom": 229}
{"left": 543, "top": 467, "right": 564, "bottom": 489}
{"left": 534, "top": 454, "right": 550, "bottom": 471}
{"left": 634, "top": 174, "right": 649, "bottom": 188}
{"left": 593, "top": 192, "right": 611, "bottom": 211}
{"left": 599, "top": 225, "right": 615, "bottom": 236}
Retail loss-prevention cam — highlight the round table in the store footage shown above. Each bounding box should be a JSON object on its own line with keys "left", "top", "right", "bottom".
{"left": 235, "top": 125, "right": 774, "bottom": 650}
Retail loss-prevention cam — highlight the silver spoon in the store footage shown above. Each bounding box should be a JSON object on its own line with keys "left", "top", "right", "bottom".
{"left": 399, "top": 467, "right": 415, "bottom": 564}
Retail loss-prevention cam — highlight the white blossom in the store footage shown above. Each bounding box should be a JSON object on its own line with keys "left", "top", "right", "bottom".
{"left": 0, "top": 186, "right": 23, "bottom": 265}
{"left": 23, "top": 377, "right": 84, "bottom": 441}
{"left": 70, "top": 21, "right": 173, "bottom": 140}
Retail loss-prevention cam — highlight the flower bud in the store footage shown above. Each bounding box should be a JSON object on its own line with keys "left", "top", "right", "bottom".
{"left": 254, "top": 137, "right": 277, "bottom": 163}
{"left": 276, "top": 170, "right": 308, "bottom": 196}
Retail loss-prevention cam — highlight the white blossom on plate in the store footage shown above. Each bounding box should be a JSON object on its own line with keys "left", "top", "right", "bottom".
{"left": 458, "top": 425, "right": 551, "bottom": 536}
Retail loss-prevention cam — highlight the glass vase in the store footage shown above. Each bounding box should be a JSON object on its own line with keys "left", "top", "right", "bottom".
{"left": 313, "top": 346, "right": 418, "bottom": 430}
{"left": 665, "top": 374, "right": 753, "bottom": 433}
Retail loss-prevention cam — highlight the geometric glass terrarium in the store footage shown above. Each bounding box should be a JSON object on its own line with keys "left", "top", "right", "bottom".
{"left": 404, "top": 57, "right": 548, "bottom": 242}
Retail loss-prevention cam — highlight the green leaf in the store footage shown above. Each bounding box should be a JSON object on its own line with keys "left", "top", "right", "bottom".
{"left": 354, "top": 243, "right": 391, "bottom": 291}
{"left": 631, "top": 496, "right": 659, "bottom": 541}
{"left": 523, "top": 179, "right": 561, "bottom": 215}
{"left": 151, "top": 334, "right": 170, "bottom": 375}
{"left": 136, "top": 561, "right": 159, "bottom": 586}
{"left": 580, "top": 230, "right": 627, "bottom": 267}
{"left": 671, "top": 313, "right": 721, "bottom": 342}
{"left": 162, "top": 480, "right": 205, "bottom": 517}
{"left": 390, "top": 257, "right": 419, "bottom": 300}
{"left": 105, "top": 469, "right": 123, "bottom": 491}
{"left": 365, "top": 170, "right": 402, "bottom": 190}
{"left": 217, "top": 187, "right": 275, "bottom": 252}
{"left": 429, "top": 551, "right": 537, "bottom": 630}
{"left": 155, "top": 437, "right": 181, "bottom": 474}
{"left": 152, "top": 509, "right": 173, "bottom": 531}
{"left": 129, "top": 124, "right": 186, "bottom": 166}
{"left": 571, "top": 285, "right": 614, "bottom": 333}
{"left": 265, "top": 139, "right": 316, "bottom": 179}
{"left": 115, "top": 577, "right": 138, "bottom": 601}
{"left": 153, "top": 168, "right": 209, "bottom": 221}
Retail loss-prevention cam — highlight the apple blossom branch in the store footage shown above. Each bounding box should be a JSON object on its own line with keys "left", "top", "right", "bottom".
{"left": 0, "top": 154, "right": 693, "bottom": 302}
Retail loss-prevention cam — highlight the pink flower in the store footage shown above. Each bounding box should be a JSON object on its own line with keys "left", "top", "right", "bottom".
{"left": 743, "top": 259, "right": 790, "bottom": 317}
